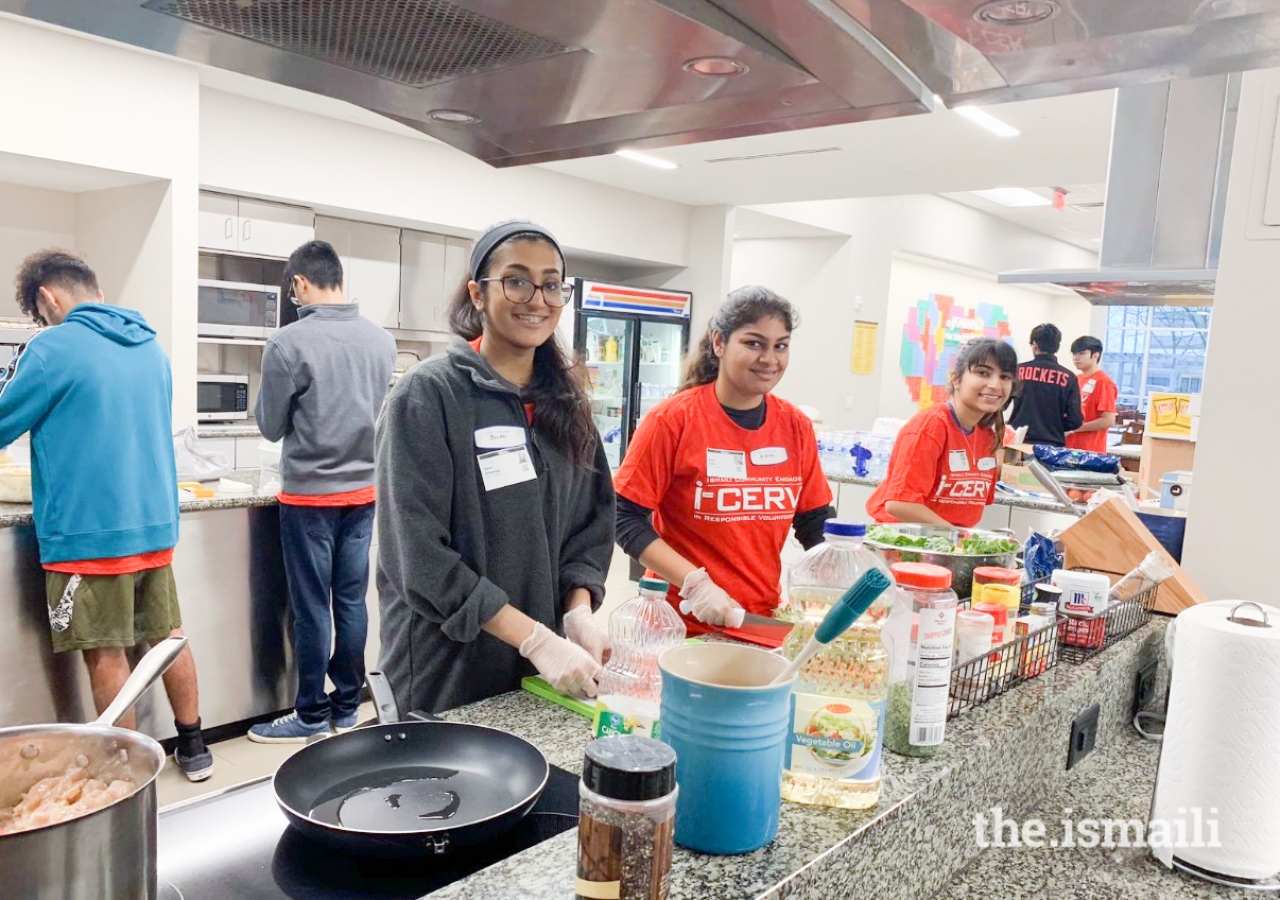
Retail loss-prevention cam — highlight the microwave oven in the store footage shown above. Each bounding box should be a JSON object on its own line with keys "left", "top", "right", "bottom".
{"left": 197, "top": 279, "right": 281, "bottom": 340}
{"left": 197, "top": 374, "right": 250, "bottom": 422}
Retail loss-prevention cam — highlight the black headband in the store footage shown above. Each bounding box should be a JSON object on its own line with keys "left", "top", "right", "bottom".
{"left": 469, "top": 221, "right": 564, "bottom": 282}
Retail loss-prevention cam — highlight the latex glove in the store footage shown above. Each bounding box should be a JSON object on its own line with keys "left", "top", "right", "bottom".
{"left": 520, "top": 622, "right": 602, "bottom": 697}
{"left": 678, "top": 568, "right": 746, "bottom": 628}
{"left": 563, "top": 605, "right": 611, "bottom": 664}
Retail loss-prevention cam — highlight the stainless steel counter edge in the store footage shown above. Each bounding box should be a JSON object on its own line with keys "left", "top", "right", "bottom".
{"left": 827, "top": 471, "right": 1074, "bottom": 514}
{"left": 0, "top": 468, "right": 278, "bottom": 527}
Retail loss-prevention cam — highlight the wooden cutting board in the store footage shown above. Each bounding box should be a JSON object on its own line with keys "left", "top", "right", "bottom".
{"left": 1058, "top": 498, "right": 1207, "bottom": 614}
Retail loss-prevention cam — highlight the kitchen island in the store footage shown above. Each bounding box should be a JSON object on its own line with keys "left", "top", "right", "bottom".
{"left": 411, "top": 622, "right": 1178, "bottom": 900}
{"left": 0, "top": 469, "right": 299, "bottom": 740}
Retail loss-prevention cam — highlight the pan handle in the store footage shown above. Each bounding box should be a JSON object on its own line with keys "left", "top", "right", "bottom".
{"left": 366, "top": 670, "right": 401, "bottom": 725}
{"left": 94, "top": 636, "right": 189, "bottom": 727}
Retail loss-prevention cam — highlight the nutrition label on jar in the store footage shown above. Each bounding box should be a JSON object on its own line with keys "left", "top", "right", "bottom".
{"left": 910, "top": 607, "right": 957, "bottom": 746}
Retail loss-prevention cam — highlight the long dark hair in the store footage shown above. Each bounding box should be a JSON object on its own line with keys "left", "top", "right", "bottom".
{"left": 446, "top": 226, "right": 597, "bottom": 468}
{"left": 680, "top": 285, "right": 798, "bottom": 390}
{"left": 949, "top": 337, "right": 1020, "bottom": 453}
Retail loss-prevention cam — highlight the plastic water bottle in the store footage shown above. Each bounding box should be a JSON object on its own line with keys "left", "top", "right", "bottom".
{"left": 780, "top": 521, "right": 895, "bottom": 809}
{"left": 594, "top": 577, "right": 687, "bottom": 740}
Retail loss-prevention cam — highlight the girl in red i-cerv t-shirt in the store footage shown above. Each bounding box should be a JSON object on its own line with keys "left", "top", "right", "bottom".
{"left": 867, "top": 338, "right": 1019, "bottom": 528}
{"left": 614, "top": 287, "right": 834, "bottom": 627}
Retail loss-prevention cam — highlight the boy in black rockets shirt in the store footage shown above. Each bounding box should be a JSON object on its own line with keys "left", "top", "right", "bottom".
{"left": 1009, "top": 323, "right": 1083, "bottom": 446}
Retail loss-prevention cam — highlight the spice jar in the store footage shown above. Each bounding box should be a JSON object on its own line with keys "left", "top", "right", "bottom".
{"left": 577, "top": 735, "right": 678, "bottom": 900}
{"left": 952, "top": 609, "right": 995, "bottom": 701}
{"left": 972, "top": 601, "right": 1012, "bottom": 689}
{"left": 982, "top": 583, "right": 1022, "bottom": 633}
{"left": 971, "top": 566, "right": 1020, "bottom": 605}
{"left": 885, "top": 563, "right": 957, "bottom": 757}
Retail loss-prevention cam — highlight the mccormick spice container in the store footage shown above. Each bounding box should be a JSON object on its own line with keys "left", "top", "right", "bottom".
{"left": 1052, "top": 569, "right": 1110, "bottom": 649}
{"left": 577, "top": 736, "right": 677, "bottom": 900}
{"left": 981, "top": 583, "right": 1022, "bottom": 633}
{"left": 971, "top": 566, "right": 1020, "bottom": 605}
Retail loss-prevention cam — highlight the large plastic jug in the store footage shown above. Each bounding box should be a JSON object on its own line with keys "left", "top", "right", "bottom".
{"left": 594, "top": 577, "right": 687, "bottom": 739}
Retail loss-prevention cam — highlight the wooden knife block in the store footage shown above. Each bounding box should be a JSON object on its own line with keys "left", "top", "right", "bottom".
{"left": 1058, "top": 498, "right": 1207, "bottom": 614}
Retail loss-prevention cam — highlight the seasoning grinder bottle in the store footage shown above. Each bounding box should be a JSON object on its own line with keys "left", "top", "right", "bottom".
{"left": 577, "top": 735, "right": 678, "bottom": 900}
{"left": 884, "top": 562, "right": 957, "bottom": 757}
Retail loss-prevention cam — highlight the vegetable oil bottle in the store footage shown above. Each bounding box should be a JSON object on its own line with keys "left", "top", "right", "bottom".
{"left": 779, "top": 521, "right": 895, "bottom": 809}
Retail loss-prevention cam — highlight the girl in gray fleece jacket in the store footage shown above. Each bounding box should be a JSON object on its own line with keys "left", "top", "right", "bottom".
{"left": 375, "top": 221, "right": 615, "bottom": 714}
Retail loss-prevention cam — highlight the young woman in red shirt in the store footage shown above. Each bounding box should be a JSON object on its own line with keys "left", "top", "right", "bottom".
{"left": 867, "top": 338, "right": 1019, "bottom": 528}
{"left": 614, "top": 286, "right": 835, "bottom": 629}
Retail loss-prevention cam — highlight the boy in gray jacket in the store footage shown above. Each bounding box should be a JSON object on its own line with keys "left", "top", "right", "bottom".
{"left": 249, "top": 241, "right": 396, "bottom": 742}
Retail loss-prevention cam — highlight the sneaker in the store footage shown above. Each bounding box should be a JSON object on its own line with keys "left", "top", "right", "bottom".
{"left": 174, "top": 745, "right": 215, "bottom": 782}
{"left": 330, "top": 711, "right": 359, "bottom": 733}
{"left": 173, "top": 720, "right": 214, "bottom": 783}
{"left": 247, "top": 711, "right": 330, "bottom": 744}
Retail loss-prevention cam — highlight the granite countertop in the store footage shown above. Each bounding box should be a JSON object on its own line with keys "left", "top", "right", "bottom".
{"left": 935, "top": 728, "right": 1247, "bottom": 899}
{"left": 0, "top": 467, "right": 279, "bottom": 527}
{"left": 828, "top": 471, "right": 1079, "bottom": 515}
{"left": 425, "top": 621, "right": 1168, "bottom": 900}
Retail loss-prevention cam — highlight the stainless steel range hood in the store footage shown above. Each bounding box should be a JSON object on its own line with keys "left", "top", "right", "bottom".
{"left": 2, "top": 1, "right": 1279, "bottom": 167}
{"left": 1000, "top": 73, "right": 1239, "bottom": 306}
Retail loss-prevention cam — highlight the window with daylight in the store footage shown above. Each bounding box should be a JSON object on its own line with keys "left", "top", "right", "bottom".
{"left": 1102, "top": 306, "right": 1212, "bottom": 409}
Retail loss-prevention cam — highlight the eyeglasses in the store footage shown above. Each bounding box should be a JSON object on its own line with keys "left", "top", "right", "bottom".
{"left": 477, "top": 275, "right": 572, "bottom": 308}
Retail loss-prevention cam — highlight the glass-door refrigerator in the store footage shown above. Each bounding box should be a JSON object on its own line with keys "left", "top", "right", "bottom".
{"left": 570, "top": 279, "right": 692, "bottom": 470}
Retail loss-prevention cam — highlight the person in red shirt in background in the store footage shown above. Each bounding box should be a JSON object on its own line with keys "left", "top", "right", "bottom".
{"left": 867, "top": 338, "right": 1019, "bottom": 528}
{"left": 614, "top": 287, "right": 835, "bottom": 630}
{"left": 1065, "top": 336, "right": 1118, "bottom": 454}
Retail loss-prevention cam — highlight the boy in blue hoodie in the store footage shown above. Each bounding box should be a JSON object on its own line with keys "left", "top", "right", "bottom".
{"left": 0, "top": 250, "right": 213, "bottom": 781}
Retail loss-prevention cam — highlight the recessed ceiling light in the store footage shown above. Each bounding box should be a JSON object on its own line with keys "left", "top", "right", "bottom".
{"left": 971, "top": 188, "right": 1051, "bottom": 207}
{"left": 683, "top": 57, "right": 748, "bottom": 76}
{"left": 615, "top": 149, "right": 679, "bottom": 170}
{"left": 428, "top": 109, "right": 479, "bottom": 124}
{"left": 974, "top": 0, "right": 1058, "bottom": 25}
{"left": 954, "top": 105, "right": 1020, "bottom": 137}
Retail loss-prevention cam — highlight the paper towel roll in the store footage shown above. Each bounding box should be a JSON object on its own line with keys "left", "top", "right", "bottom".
{"left": 1150, "top": 600, "right": 1280, "bottom": 878}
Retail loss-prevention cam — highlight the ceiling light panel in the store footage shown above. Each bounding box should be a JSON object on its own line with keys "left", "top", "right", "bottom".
{"left": 971, "top": 187, "right": 1051, "bottom": 207}
{"left": 615, "top": 149, "right": 679, "bottom": 170}
{"left": 954, "top": 106, "right": 1021, "bottom": 137}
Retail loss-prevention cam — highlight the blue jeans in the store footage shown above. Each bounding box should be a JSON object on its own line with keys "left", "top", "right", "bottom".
{"left": 279, "top": 502, "right": 375, "bottom": 726}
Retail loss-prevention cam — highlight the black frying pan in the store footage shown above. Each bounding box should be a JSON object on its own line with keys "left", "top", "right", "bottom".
{"left": 272, "top": 672, "right": 549, "bottom": 858}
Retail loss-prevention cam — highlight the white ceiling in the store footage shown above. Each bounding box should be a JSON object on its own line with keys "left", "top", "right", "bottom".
{"left": 941, "top": 183, "right": 1107, "bottom": 252}
{"left": 538, "top": 90, "right": 1115, "bottom": 211}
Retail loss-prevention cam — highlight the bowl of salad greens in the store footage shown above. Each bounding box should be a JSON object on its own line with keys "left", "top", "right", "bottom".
{"left": 864, "top": 524, "right": 1020, "bottom": 599}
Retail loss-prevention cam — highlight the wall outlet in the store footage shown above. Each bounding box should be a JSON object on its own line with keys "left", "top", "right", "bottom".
{"left": 1067, "top": 703, "right": 1100, "bottom": 770}
{"left": 1134, "top": 660, "right": 1158, "bottom": 718}
{"left": 845, "top": 396, "right": 854, "bottom": 410}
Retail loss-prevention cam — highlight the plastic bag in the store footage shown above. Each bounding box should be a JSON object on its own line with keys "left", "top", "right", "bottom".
{"left": 1023, "top": 532, "right": 1064, "bottom": 583}
{"left": 1032, "top": 444, "right": 1120, "bottom": 474}
{"left": 173, "top": 427, "right": 231, "bottom": 483}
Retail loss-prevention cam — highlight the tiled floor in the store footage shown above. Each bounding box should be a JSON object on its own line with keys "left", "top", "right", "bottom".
{"left": 156, "top": 548, "right": 640, "bottom": 808}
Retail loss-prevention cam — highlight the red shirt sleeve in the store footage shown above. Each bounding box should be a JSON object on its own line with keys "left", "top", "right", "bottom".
{"left": 613, "top": 406, "right": 679, "bottom": 509}
{"left": 1095, "top": 375, "right": 1118, "bottom": 415}
{"left": 874, "top": 412, "right": 946, "bottom": 505}
{"left": 793, "top": 412, "right": 834, "bottom": 513}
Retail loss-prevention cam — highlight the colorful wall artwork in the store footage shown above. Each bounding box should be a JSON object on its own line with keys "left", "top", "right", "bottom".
{"left": 900, "top": 293, "right": 1014, "bottom": 408}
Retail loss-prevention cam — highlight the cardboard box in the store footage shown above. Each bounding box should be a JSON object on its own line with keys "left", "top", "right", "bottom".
{"left": 1138, "top": 434, "right": 1196, "bottom": 501}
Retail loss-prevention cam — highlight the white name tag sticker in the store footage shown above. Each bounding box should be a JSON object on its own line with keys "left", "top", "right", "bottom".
{"left": 478, "top": 446, "right": 537, "bottom": 491}
{"left": 750, "top": 447, "right": 788, "bottom": 466}
{"left": 948, "top": 449, "right": 971, "bottom": 473}
{"left": 1083, "top": 380, "right": 1096, "bottom": 394}
{"left": 474, "top": 426, "right": 527, "bottom": 449}
{"left": 978, "top": 456, "right": 997, "bottom": 471}
{"left": 706, "top": 448, "right": 747, "bottom": 480}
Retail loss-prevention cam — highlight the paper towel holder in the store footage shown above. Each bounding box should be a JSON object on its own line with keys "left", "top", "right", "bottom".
{"left": 1171, "top": 856, "right": 1280, "bottom": 891}
{"left": 1228, "top": 602, "right": 1271, "bottom": 629}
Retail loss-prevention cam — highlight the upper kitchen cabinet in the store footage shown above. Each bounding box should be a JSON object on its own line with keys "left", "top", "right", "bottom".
{"left": 315, "top": 217, "right": 400, "bottom": 329}
{"left": 399, "top": 230, "right": 453, "bottom": 334}
{"left": 199, "top": 192, "right": 314, "bottom": 259}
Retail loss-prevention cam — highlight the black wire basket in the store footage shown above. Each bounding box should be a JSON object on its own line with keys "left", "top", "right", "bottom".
{"left": 948, "top": 611, "right": 1062, "bottom": 718}
{"left": 1055, "top": 566, "right": 1158, "bottom": 665}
